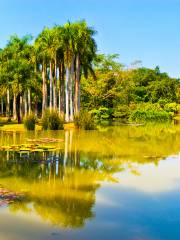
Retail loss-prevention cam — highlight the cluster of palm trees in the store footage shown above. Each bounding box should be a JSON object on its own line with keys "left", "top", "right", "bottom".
{"left": 0, "top": 20, "right": 97, "bottom": 122}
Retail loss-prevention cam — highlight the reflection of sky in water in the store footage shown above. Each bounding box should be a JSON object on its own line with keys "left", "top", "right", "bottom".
{"left": 0, "top": 155, "right": 180, "bottom": 239}
{"left": 94, "top": 155, "right": 180, "bottom": 240}
{"left": 114, "top": 154, "right": 180, "bottom": 193}
{"left": 0, "top": 127, "right": 180, "bottom": 239}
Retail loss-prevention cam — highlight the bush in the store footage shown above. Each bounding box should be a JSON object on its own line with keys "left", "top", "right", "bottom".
{"left": 129, "top": 109, "right": 172, "bottom": 123}
{"left": 24, "top": 114, "right": 36, "bottom": 130}
{"left": 164, "top": 103, "right": 180, "bottom": 114}
{"left": 113, "top": 105, "right": 130, "bottom": 119}
{"left": 90, "top": 107, "right": 113, "bottom": 121}
{"left": 74, "top": 111, "right": 96, "bottom": 130}
{"left": 42, "top": 109, "right": 64, "bottom": 130}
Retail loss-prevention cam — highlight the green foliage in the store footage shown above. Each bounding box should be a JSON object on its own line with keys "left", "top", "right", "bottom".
{"left": 42, "top": 110, "right": 64, "bottom": 130}
{"left": 90, "top": 107, "right": 113, "bottom": 121}
{"left": 164, "top": 103, "right": 180, "bottom": 114}
{"left": 24, "top": 114, "right": 36, "bottom": 130}
{"left": 74, "top": 111, "right": 96, "bottom": 130}
{"left": 113, "top": 105, "right": 130, "bottom": 119}
{"left": 0, "top": 25, "right": 180, "bottom": 126}
{"left": 129, "top": 106, "right": 172, "bottom": 123}
{"left": 81, "top": 59, "right": 180, "bottom": 124}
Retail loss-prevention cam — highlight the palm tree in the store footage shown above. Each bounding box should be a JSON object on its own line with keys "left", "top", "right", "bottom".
{"left": 61, "top": 22, "right": 74, "bottom": 122}
{"left": 71, "top": 21, "right": 97, "bottom": 115}
{"left": 35, "top": 28, "right": 59, "bottom": 113}
{"left": 0, "top": 20, "right": 97, "bottom": 122}
{"left": 4, "top": 35, "right": 34, "bottom": 122}
{"left": 35, "top": 30, "right": 49, "bottom": 115}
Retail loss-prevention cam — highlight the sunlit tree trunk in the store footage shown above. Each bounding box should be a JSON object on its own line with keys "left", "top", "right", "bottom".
{"left": 58, "top": 64, "right": 61, "bottom": 114}
{"left": 75, "top": 55, "right": 80, "bottom": 114}
{"left": 69, "top": 58, "right": 74, "bottom": 121}
{"left": 65, "top": 67, "right": 70, "bottom": 122}
{"left": 20, "top": 96, "right": 23, "bottom": 120}
{"left": 60, "top": 62, "right": 65, "bottom": 115}
{"left": 28, "top": 88, "right": 31, "bottom": 115}
{"left": 53, "top": 58, "right": 57, "bottom": 110}
{"left": 58, "top": 88, "right": 60, "bottom": 114}
{"left": 16, "top": 94, "right": 21, "bottom": 123}
{"left": 24, "top": 91, "right": 27, "bottom": 117}
{"left": 6, "top": 89, "right": 10, "bottom": 118}
{"left": 35, "top": 95, "right": 38, "bottom": 117}
{"left": 13, "top": 94, "right": 17, "bottom": 120}
{"left": 42, "top": 62, "right": 47, "bottom": 116}
{"left": 1, "top": 98, "right": 3, "bottom": 116}
{"left": 49, "top": 61, "right": 53, "bottom": 111}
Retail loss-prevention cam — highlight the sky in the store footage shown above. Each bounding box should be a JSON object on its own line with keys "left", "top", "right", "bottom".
{"left": 0, "top": 0, "right": 180, "bottom": 77}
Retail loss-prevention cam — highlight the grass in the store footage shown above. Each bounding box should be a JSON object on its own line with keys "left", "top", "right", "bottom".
{"left": 0, "top": 124, "right": 42, "bottom": 132}
{"left": 0, "top": 117, "right": 75, "bottom": 132}
{"left": 64, "top": 123, "right": 75, "bottom": 129}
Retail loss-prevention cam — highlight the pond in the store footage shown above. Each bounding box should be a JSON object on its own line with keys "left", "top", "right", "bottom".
{"left": 0, "top": 124, "right": 180, "bottom": 240}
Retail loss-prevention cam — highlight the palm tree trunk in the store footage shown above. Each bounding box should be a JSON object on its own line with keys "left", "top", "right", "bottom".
{"left": 35, "top": 96, "right": 38, "bottom": 117}
{"left": 60, "top": 62, "right": 65, "bottom": 115}
{"left": 49, "top": 61, "right": 53, "bottom": 111}
{"left": 75, "top": 55, "right": 80, "bottom": 114}
{"left": 53, "top": 58, "right": 57, "bottom": 110}
{"left": 16, "top": 94, "right": 21, "bottom": 123}
{"left": 13, "top": 94, "right": 17, "bottom": 120}
{"left": 70, "top": 57, "right": 74, "bottom": 121}
{"left": 42, "top": 62, "right": 47, "bottom": 115}
{"left": 58, "top": 87, "right": 60, "bottom": 114}
{"left": 65, "top": 67, "right": 70, "bottom": 122}
{"left": 28, "top": 88, "right": 31, "bottom": 115}
{"left": 20, "top": 96, "right": 23, "bottom": 120}
{"left": 1, "top": 98, "right": 3, "bottom": 116}
{"left": 24, "top": 91, "right": 27, "bottom": 117}
{"left": 58, "top": 65, "right": 60, "bottom": 114}
{"left": 6, "top": 89, "right": 10, "bottom": 118}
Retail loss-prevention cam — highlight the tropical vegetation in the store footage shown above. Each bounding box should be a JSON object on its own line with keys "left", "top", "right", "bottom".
{"left": 0, "top": 20, "right": 179, "bottom": 126}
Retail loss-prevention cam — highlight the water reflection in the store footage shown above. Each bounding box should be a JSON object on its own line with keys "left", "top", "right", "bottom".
{"left": 0, "top": 125, "right": 180, "bottom": 232}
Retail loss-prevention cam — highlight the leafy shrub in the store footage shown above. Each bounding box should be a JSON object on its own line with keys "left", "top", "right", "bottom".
{"left": 24, "top": 114, "right": 36, "bottom": 130}
{"left": 74, "top": 111, "right": 96, "bottom": 130}
{"left": 90, "top": 107, "right": 113, "bottom": 121}
{"left": 7, "top": 118, "right": 11, "bottom": 123}
{"left": 113, "top": 105, "right": 130, "bottom": 119}
{"left": 164, "top": 103, "right": 180, "bottom": 114}
{"left": 129, "top": 109, "right": 172, "bottom": 123}
{"left": 42, "top": 109, "right": 64, "bottom": 130}
{"left": 158, "top": 99, "right": 169, "bottom": 108}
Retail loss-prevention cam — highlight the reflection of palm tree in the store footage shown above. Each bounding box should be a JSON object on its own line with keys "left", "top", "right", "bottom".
{"left": 0, "top": 127, "right": 174, "bottom": 228}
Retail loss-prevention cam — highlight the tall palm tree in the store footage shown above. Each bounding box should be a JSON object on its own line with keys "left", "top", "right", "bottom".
{"left": 61, "top": 22, "right": 74, "bottom": 122}
{"left": 73, "top": 21, "right": 97, "bottom": 115}
{"left": 4, "top": 35, "right": 34, "bottom": 122}
{"left": 55, "top": 26, "right": 65, "bottom": 115}
{"left": 35, "top": 30, "right": 49, "bottom": 115}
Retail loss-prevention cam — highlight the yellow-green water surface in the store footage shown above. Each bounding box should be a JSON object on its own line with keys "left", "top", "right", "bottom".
{"left": 0, "top": 124, "right": 180, "bottom": 240}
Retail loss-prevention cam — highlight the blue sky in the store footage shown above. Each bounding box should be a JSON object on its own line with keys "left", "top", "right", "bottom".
{"left": 0, "top": 0, "right": 180, "bottom": 77}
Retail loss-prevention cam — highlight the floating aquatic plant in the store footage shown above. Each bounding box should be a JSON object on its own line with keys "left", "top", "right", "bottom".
{"left": 0, "top": 185, "right": 24, "bottom": 207}
{"left": 0, "top": 142, "right": 63, "bottom": 153}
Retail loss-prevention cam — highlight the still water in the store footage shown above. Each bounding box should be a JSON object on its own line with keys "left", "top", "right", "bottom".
{"left": 0, "top": 125, "right": 180, "bottom": 240}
